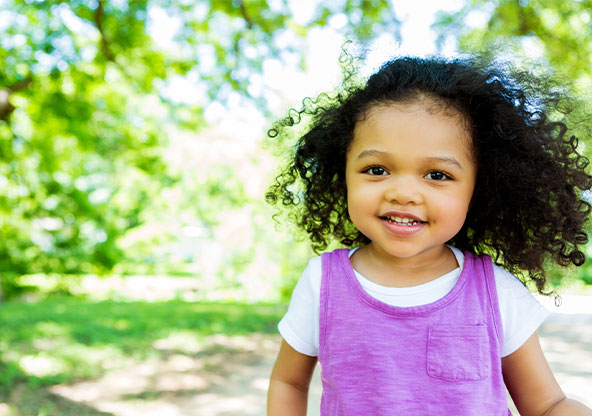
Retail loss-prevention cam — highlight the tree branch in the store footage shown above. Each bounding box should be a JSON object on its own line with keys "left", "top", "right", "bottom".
{"left": 238, "top": 1, "right": 253, "bottom": 29}
{"left": 94, "top": 0, "right": 115, "bottom": 61}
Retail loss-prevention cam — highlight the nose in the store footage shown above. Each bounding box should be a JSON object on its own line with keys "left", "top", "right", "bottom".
{"left": 384, "top": 175, "right": 423, "bottom": 205}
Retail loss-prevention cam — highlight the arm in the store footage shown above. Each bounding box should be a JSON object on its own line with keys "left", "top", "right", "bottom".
{"left": 267, "top": 339, "right": 318, "bottom": 416}
{"left": 502, "top": 332, "right": 592, "bottom": 416}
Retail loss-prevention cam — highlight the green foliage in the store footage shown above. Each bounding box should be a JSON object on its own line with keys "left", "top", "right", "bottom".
{"left": 1, "top": 0, "right": 173, "bottom": 292}
{"left": 434, "top": 0, "right": 592, "bottom": 77}
{"left": 433, "top": 0, "right": 592, "bottom": 134}
{"left": 0, "top": 0, "right": 398, "bottom": 299}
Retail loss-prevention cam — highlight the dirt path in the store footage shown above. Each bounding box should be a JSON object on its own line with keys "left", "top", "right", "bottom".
{"left": 50, "top": 334, "right": 279, "bottom": 416}
{"left": 49, "top": 297, "right": 592, "bottom": 415}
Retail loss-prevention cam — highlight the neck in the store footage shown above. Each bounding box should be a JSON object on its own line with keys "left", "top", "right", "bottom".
{"left": 350, "top": 244, "right": 459, "bottom": 287}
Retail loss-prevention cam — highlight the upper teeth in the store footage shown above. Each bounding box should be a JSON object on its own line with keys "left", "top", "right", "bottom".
{"left": 386, "top": 216, "right": 421, "bottom": 224}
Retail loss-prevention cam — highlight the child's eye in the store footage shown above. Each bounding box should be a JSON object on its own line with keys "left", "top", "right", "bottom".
{"left": 425, "top": 171, "right": 451, "bottom": 181}
{"left": 364, "top": 166, "right": 387, "bottom": 176}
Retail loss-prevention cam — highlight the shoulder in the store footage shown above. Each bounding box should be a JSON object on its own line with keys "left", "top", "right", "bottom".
{"left": 489, "top": 261, "right": 545, "bottom": 305}
{"left": 303, "top": 248, "right": 350, "bottom": 285}
{"left": 464, "top": 250, "right": 535, "bottom": 296}
{"left": 285, "top": 247, "right": 354, "bottom": 311}
{"left": 490, "top": 262, "right": 530, "bottom": 294}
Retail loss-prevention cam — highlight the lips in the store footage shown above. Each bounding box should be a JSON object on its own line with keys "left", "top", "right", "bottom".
{"left": 379, "top": 211, "right": 427, "bottom": 236}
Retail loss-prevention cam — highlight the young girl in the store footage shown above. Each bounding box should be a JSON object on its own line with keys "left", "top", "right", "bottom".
{"left": 266, "top": 55, "right": 592, "bottom": 415}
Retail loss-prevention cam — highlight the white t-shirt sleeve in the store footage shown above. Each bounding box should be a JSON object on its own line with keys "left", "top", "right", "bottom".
{"left": 493, "top": 264, "right": 551, "bottom": 357}
{"left": 278, "top": 256, "right": 321, "bottom": 357}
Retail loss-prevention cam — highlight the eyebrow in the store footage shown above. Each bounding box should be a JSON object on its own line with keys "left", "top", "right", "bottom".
{"left": 355, "top": 149, "right": 390, "bottom": 160}
{"left": 425, "top": 156, "right": 464, "bottom": 170}
{"left": 355, "top": 149, "right": 464, "bottom": 170}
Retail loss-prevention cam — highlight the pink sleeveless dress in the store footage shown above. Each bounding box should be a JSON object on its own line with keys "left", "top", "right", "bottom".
{"left": 318, "top": 248, "right": 511, "bottom": 415}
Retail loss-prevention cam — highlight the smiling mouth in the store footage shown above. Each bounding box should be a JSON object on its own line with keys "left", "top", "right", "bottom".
{"left": 380, "top": 216, "right": 426, "bottom": 226}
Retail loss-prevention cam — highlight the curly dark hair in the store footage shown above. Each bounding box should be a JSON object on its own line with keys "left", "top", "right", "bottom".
{"left": 265, "top": 54, "right": 592, "bottom": 294}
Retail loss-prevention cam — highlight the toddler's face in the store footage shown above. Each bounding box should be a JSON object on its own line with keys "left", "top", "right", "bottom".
{"left": 345, "top": 101, "right": 477, "bottom": 262}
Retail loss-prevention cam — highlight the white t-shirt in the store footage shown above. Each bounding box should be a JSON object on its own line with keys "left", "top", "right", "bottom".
{"left": 279, "top": 246, "right": 550, "bottom": 358}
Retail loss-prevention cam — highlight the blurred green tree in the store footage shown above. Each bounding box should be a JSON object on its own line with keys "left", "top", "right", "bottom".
{"left": 433, "top": 0, "right": 592, "bottom": 136}
{"left": 0, "top": 0, "right": 398, "bottom": 300}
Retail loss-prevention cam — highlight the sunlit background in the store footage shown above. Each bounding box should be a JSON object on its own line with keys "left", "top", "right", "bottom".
{"left": 1, "top": 0, "right": 591, "bottom": 414}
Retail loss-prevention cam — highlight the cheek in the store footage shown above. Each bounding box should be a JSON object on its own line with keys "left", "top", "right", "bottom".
{"left": 346, "top": 180, "right": 377, "bottom": 211}
{"left": 452, "top": 193, "right": 474, "bottom": 225}
{"left": 434, "top": 188, "right": 474, "bottom": 222}
{"left": 346, "top": 185, "right": 371, "bottom": 225}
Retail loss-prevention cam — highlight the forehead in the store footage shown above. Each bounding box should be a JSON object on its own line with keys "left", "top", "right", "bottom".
{"left": 351, "top": 101, "right": 475, "bottom": 161}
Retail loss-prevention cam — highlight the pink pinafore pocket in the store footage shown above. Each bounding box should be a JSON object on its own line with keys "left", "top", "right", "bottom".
{"left": 427, "top": 324, "right": 491, "bottom": 381}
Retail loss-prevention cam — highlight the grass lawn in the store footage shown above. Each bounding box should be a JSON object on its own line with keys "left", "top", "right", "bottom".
{"left": 0, "top": 297, "right": 285, "bottom": 415}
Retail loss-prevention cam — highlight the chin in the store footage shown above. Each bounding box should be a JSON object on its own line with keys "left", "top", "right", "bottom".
{"left": 379, "top": 244, "right": 445, "bottom": 260}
